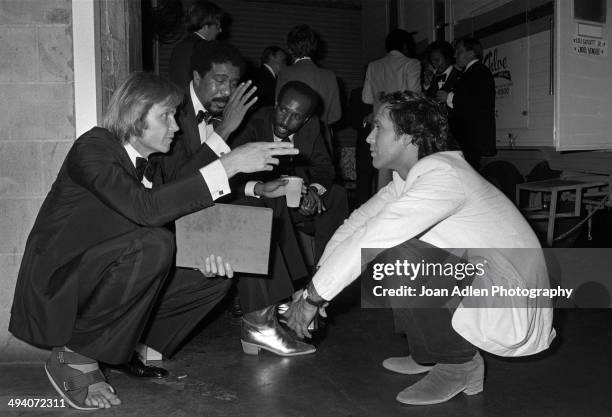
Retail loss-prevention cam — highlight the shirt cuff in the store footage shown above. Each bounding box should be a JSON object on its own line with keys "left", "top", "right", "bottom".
{"left": 446, "top": 92, "right": 455, "bottom": 109}
{"left": 205, "top": 132, "right": 231, "bottom": 157}
{"left": 311, "top": 273, "right": 335, "bottom": 301}
{"left": 199, "top": 159, "right": 231, "bottom": 200}
{"left": 310, "top": 183, "right": 327, "bottom": 195}
{"left": 245, "top": 181, "right": 261, "bottom": 198}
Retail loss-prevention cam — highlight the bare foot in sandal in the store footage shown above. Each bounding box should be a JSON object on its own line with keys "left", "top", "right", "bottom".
{"left": 66, "top": 361, "right": 122, "bottom": 408}
{"left": 45, "top": 347, "right": 121, "bottom": 410}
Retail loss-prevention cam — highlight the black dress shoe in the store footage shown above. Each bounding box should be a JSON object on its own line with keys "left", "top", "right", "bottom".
{"left": 228, "top": 294, "right": 243, "bottom": 325}
{"left": 112, "top": 354, "right": 169, "bottom": 379}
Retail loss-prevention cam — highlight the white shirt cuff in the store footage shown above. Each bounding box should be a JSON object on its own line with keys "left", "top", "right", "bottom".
{"left": 311, "top": 273, "right": 335, "bottom": 301}
{"left": 245, "top": 181, "right": 261, "bottom": 198}
{"left": 446, "top": 92, "right": 455, "bottom": 109}
{"left": 310, "top": 183, "right": 327, "bottom": 195}
{"left": 199, "top": 159, "right": 231, "bottom": 200}
{"left": 205, "top": 132, "right": 230, "bottom": 157}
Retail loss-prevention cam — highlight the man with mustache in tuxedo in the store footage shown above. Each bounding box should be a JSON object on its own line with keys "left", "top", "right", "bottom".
{"left": 160, "top": 40, "right": 315, "bottom": 358}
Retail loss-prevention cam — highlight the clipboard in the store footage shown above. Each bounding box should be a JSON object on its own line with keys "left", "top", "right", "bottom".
{"left": 175, "top": 203, "right": 273, "bottom": 274}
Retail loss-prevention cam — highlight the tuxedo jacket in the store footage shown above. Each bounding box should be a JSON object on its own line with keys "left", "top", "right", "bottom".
{"left": 168, "top": 33, "right": 203, "bottom": 90}
{"left": 276, "top": 59, "right": 341, "bottom": 125}
{"left": 449, "top": 61, "right": 496, "bottom": 156}
{"left": 9, "top": 127, "right": 215, "bottom": 346}
{"left": 425, "top": 67, "right": 462, "bottom": 98}
{"left": 255, "top": 66, "right": 277, "bottom": 108}
{"left": 230, "top": 107, "right": 335, "bottom": 191}
{"left": 157, "top": 95, "right": 220, "bottom": 183}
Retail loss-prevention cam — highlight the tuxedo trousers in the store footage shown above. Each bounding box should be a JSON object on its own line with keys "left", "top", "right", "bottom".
{"left": 289, "top": 184, "right": 349, "bottom": 263}
{"left": 368, "top": 238, "right": 477, "bottom": 364}
{"left": 230, "top": 196, "right": 308, "bottom": 313}
{"left": 66, "top": 227, "right": 231, "bottom": 364}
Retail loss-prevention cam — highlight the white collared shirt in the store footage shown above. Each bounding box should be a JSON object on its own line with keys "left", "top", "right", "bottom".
{"left": 294, "top": 56, "right": 312, "bottom": 64}
{"left": 124, "top": 137, "right": 229, "bottom": 201}
{"left": 189, "top": 82, "right": 231, "bottom": 155}
{"left": 124, "top": 143, "right": 153, "bottom": 189}
{"left": 263, "top": 63, "right": 276, "bottom": 78}
{"left": 186, "top": 83, "right": 233, "bottom": 199}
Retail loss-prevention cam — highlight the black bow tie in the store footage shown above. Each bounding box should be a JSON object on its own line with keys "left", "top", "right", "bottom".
{"left": 196, "top": 110, "right": 222, "bottom": 128}
{"left": 195, "top": 110, "right": 209, "bottom": 124}
{"left": 135, "top": 157, "right": 154, "bottom": 182}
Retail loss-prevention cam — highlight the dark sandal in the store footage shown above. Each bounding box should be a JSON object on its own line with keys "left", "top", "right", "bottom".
{"left": 44, "top": 348, "right": 115, "bottom": 410}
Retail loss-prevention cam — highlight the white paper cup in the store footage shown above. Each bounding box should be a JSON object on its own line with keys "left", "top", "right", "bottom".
{"left": 284, "top": 176, "right": 303, "bottom": 208}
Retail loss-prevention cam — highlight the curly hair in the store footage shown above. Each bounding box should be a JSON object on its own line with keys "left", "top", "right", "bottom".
{"left": 191, "top": 40, "right": 245, "bottom": 77}
{"left": 379, "top": 91, "right": 459, "bottom": 159}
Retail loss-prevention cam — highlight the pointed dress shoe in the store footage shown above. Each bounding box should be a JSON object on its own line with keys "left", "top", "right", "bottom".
{"left": 382, "top": 355, "right": 435, "bottom": 375}
{"left": 396, "top": 351, "right": 484, "bottom": 405}
{"left": 110, "top": 353, "right": 169, "bottom": 379}
{"left": 241, "top": 305, "right": 316, "bottom": 356}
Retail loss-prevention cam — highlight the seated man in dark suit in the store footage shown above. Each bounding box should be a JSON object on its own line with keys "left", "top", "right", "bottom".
{"left": 232, "top": 81, "right": 349, "bottom": 264}
{"left": 436, "top": 37, "right": 496, "bottom": 170}
{"left": 255, "top": 46, "right": 287, "bottom": 107}
{"left": 8, "top": 72, "right": 299, "bottom": 410}
{"left": 160, "top": 40, "right": 315, "bottom": 358}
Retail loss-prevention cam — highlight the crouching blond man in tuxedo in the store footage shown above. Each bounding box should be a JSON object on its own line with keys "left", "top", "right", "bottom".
{"left": 9, "top": 72, "right": 298, "bottom": 410}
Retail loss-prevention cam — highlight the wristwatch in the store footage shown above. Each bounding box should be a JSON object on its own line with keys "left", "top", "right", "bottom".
{"left": 302, "top": 284, "right": 327, "bottom": 307}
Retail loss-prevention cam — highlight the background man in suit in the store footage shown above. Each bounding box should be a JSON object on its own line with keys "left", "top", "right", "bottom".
{"left": 362, "top": 29, "right": 421, "bottom": 189}
{"left": 161, "top": 41, "right": 315, "bottom": 357}
{"left": 232, "top": 81, "right": 348, "bottom": 264}
{"left": 276, "top": 24, "right": 341, "bottom": 157}
{"left": 9, "top": 72, "right": 298, "bottom": 410}
{"left": 168, "top": 0, "right": 223, "bottom": 90}
{"left": 255, "top": 46, "right": 287, "bottom": 107}
{"left": 437, "top": 37, "right": 496, "bottom": 170}
{"left": 424, "top": 40, "right": 461, "bottom": 100}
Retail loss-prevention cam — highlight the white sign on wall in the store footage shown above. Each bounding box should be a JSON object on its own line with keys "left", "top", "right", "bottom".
{"left": 572, "top": 36, "right": 608, "bottom": 56}
{"left": 483, "top": 38, "right": 529, "bottom": 129}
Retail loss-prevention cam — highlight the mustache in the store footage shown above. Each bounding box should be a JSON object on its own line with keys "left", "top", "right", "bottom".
{"left": 211, "top": 97, "right": 229, "bottom": 104}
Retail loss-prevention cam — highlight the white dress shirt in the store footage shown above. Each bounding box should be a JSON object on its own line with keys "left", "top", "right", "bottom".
{"left": 124, "top": 140, "right": 229, "bottom": 200}
{"left": 188, "top": 82, "right": 231, "bottom": 199}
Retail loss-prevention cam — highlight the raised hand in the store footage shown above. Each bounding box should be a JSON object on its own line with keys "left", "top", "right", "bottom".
{"left": 220, "top": 142, "right": 299, "bottom": 178}
{"left": 215, "top": 80, "right": 258, "bottom": 140}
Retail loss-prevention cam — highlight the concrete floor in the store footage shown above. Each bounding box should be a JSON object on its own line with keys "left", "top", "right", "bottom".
{"left": 1, "top": 284, "right": 611, "bottom": 417}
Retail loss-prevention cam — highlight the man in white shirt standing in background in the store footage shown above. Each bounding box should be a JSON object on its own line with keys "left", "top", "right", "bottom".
{"left": 362, "top": 29, "right": 421, "bottom": 188}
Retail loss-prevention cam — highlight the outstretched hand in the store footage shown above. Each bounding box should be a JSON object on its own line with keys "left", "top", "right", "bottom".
{"left": 254, "top": 178, "right": 288, "bottom": 198}
{"left": 220, "top": 142, "right": 299, "bottom": 178}
{"left": 216, "top": 80, "right": 258, "bottom": 140}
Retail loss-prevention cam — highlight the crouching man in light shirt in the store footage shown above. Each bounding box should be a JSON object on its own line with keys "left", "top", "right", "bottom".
{"left": 285, "top": 91, "right": 555, "bottom": 406}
